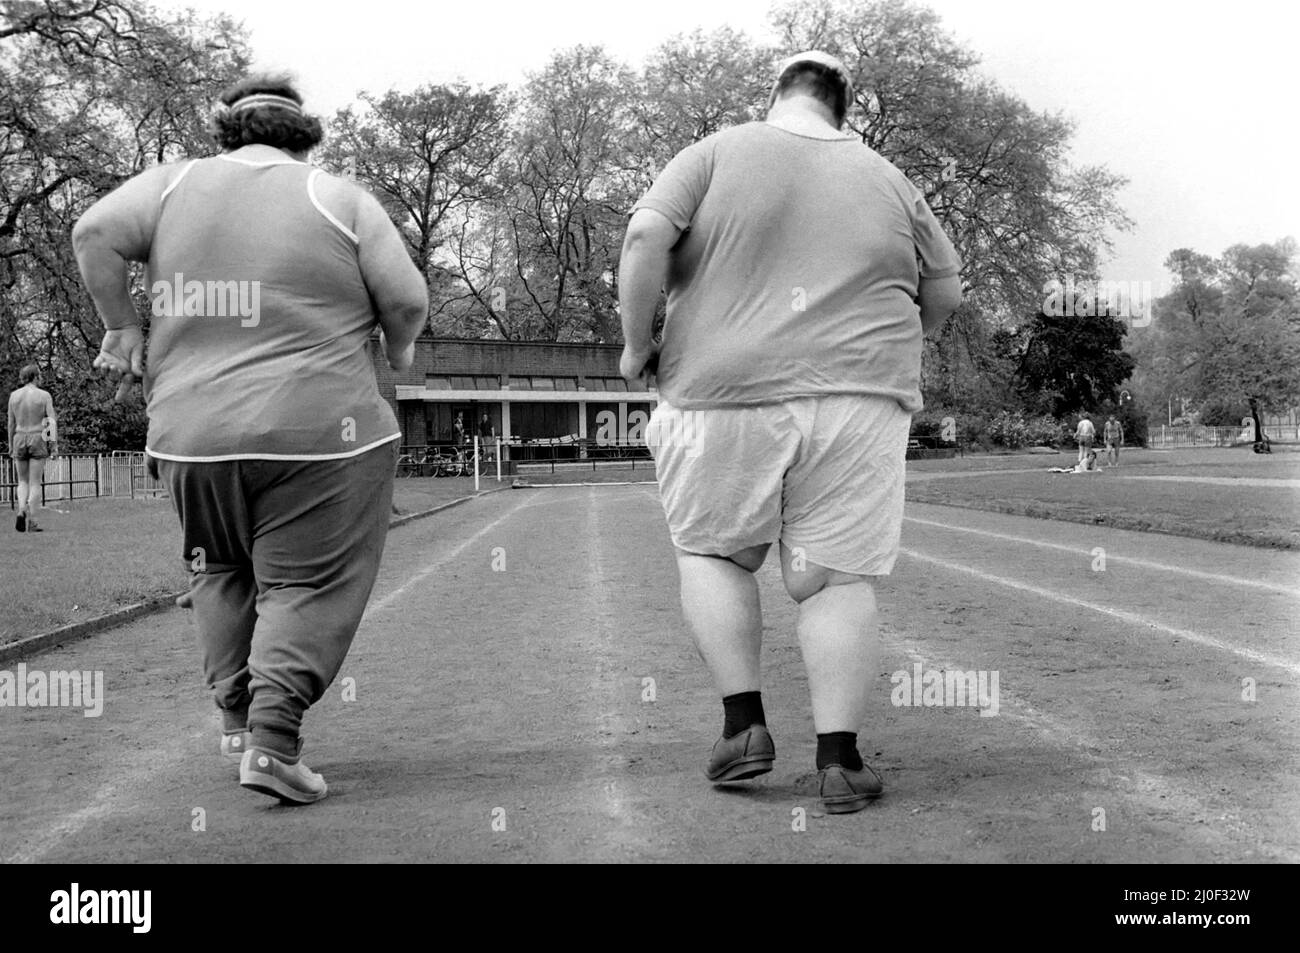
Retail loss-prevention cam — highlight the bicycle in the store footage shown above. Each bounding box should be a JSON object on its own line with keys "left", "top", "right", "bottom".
{"left": 396, "top": 448, "right": 429, "bottom": 477}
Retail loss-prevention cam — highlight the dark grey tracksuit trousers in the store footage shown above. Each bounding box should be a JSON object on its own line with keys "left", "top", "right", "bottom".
{"left": 158, "top": 441, "right": 397, "bottom": 759}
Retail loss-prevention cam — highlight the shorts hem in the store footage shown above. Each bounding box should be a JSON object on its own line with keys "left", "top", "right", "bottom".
{"left": 669, "top": 533, "right": 777, "bottom": 559}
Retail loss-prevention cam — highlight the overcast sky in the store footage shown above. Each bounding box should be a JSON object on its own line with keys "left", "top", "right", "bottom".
{"left": 171, "top": 0, "right": 1298, "bottom": 288}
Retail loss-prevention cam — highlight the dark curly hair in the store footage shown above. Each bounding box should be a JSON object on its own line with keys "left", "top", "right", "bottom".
{"left": 207, "top": 74, "right": 324, "bottom": 153}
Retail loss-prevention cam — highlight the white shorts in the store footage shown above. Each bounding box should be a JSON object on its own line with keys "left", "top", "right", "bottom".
{"left": 647, "top": 394, "right": 911, "bottom": 576}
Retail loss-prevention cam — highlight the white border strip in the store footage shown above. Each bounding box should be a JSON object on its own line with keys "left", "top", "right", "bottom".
{"left": 146, "top": 432, "right": 399, "bottom": 463}
{"left": 307, "top": 168, "right": 358, "bottom": 244}
{"left": 216, "top": 154, "right": 302, "bottom": 167}
{"left": 159, "top": 159, "right": 199, "bottom": 205}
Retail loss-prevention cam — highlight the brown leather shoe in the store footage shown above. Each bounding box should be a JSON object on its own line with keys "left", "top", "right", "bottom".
{"left": 706, "top": 724, "right": 775, "bottom": 782}
{"left": 819, "top": 763, "right": 883, "bottom": 813}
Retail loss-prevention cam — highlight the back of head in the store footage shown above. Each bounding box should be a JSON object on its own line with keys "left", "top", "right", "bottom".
{"left": 208, "top": 74, "right": 324, "bottom": 154}
{"left": 19, "top": 364, "right": 39, "bottom": 385}
{"left": 769, "top": 51, "right": 854, "bottom": 128}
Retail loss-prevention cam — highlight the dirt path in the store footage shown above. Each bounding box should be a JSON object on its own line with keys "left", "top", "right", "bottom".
{"left": 1, "top": 490, "right": 1295, "bottom": 862}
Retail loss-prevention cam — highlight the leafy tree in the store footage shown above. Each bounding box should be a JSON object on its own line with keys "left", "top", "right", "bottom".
{"left": 628, "top": 27, "right": 773, "bottom": 180}
{"left": 1131, "top": 239, "right": 1300, "bottom": 432}
{"left": 319, "top": 82, "right": 510, "bottom": 298}
{"left": 1, "top": 0, "right": 248, "bottom": 451}
{"left": 1016, "top": 310, "right": 1135, "bottom": 418}
{"left": 497, "top": 46, "right": 636, "bottom": 342}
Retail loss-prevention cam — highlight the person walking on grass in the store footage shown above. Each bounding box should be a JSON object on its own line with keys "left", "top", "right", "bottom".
{"left": 1075, "top": 414, "right": 1096, "bottom": 465}
{"left": 1104, "top": 414, "right": 1124, "bottom": 467}
{"left": 619, "top": 51, "right": 962, "bottom": 813}
{"left": 73, "top": 74, "right": 427, "bottom": 805}
{"left": 7, "top": 364, "right": 57, "bottom": 533}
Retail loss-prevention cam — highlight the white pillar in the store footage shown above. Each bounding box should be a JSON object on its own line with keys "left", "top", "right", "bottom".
{"left": 577, "top": 400, "right": 588, "bottom": 457}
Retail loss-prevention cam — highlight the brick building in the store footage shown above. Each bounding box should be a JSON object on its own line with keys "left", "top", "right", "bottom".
{"left": 372, "top": 337, "right": 658, "bottom": 456}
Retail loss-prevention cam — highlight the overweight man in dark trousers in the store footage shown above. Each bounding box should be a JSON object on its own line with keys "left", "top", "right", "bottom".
{"left": 73, "top": 78, "right": 427, "bottom": 804}
{"left": 620, "top": 52, "right": 962, "bottom": 813}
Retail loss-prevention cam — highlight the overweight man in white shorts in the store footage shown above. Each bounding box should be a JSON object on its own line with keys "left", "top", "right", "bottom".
{"left": 619, "top": 52, "right": 962, "bottom": 813}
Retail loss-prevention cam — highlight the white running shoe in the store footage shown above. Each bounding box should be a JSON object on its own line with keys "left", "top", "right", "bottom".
{"left": 239, "top": 747, "right": 328, "bottom": 805}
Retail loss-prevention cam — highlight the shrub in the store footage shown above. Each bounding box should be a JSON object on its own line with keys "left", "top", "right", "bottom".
{"left": 1024, "top": 414, "right": 1067, "bottom": 447}
{"left": 988, "top": 410, "right": 1029, "bottom": 449}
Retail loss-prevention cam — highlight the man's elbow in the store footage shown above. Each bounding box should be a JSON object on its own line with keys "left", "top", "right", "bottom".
{"left": 922, "top": 276, "right": 963, "bottom": 313}
{"left": 71, "top": 213, "right": 100, "bottom": 257}
{"left": 387, "top": 290, "right": 428, "bottom": 337}
{"left": 622, "top": 211, "right": 678, "bottom": 258}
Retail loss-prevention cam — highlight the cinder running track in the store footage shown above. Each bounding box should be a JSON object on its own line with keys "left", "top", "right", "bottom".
{"left": 1, "top": 487, "right": 1296, "bottom": 862}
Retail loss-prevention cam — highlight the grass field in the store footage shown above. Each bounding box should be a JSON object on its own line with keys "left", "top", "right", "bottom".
{"left": 0, "top": 477, "right": 496, "bottom": 645}
{"left": 2, "top": 448, "right": 1293, "bottom": 645}
{"left": 906, "top": 447, "right": 1300, "bottom": 549}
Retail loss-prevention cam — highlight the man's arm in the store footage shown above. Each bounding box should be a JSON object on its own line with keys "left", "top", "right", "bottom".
{"left": 618, "top": 208, "right": 680, "bottom": 382}
{"left": 6, "top": 394, "right": 14, "bottom": 450}
{"left": 73, "top": 164, "right": 175, "bottom": 330}
{"left": 42, "top": 391, "right": 56, "bottom": 449}
{"left": 74, "top": 165, "right": 178, "bottom": 395}
{"left": 353, "top": 187, "right": 428, "bottom": 372}
{"left": 917, "top": 275, "right": 962, "bottom": 337}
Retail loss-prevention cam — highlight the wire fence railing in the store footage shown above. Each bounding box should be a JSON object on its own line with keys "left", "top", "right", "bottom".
{"left": 2, "top": 452, "right": 166, "bottom": 507}
{"left": 1147, "top": 424, "right": 1296, "bottom": 449}
{"left": 397, "top": 437, "right": 653, "bottom": 478}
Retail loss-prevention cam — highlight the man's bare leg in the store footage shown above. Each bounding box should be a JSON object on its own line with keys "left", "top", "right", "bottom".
{"left": 25, "top": 457, "right": 45, "bottom": 529}
{"left": 675, "top": 543, "right": 769, "bottom": 695}
{"left": 780, "top": 542, "right": 883, "bottom": 809}
{"left": 677, "top": 542, "right": 776, "bottom": 781}
{"left": 780, "top": 543, "right": 877, "bottom": 732}
{"left": 14, "top": 458, "right": 30, "bottom": 521}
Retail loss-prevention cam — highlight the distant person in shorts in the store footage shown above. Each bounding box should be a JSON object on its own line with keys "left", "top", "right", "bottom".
{"left": 1103, "top": 415, "right": 1124, "bottom": 467}
{"left": 1075, "top": 414, "right": 1096, "bottom": 464}
{"left": 7, "top": 364, "right": 57, "bottom": 533}
{"left": 619, "top": 51, "right": 962, "bottom": 813}
{"left": 73, "top": 74, "right": 427, "bottom": 805}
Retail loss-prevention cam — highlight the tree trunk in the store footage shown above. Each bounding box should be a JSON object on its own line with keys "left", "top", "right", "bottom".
{"left": 1248, "top": 397, "right": 1270, "bottom": 453}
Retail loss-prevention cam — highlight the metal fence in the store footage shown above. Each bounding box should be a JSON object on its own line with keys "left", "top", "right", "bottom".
{"left": 396, "top": 438, "right": 653, "bottom": 477}
{"left": 1147, "top": 424, "right": 1297, "bottom": 449}
{"left": 2, "top": 452, "right": 166, "bottom": 507}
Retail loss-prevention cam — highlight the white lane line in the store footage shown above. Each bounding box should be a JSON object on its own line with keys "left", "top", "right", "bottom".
{"left": 904, "top": 516, "right": 1300, "bottom": 596}
{"left": 1118, "top": 475, "right": 1300, "bottom": 488}
{"left": 7, "top": 495, "right": 529, "bottom": 865}
{"left": 888, "top": 638, "right": 1267, "bottom": 856}
{"left": 898, "top": 548, "right": 1300, "bottom": 678}
{"left": 4, "top": 724, "right": 203, "bottom": 865}
{"left": 5, "top": 783, "right": 118, "bottom": 864}
{"left": 365, "top": 495, "right": 531, "bottom": 616}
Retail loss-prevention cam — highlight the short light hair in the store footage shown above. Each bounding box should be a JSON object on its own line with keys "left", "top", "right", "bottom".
{"left": 774, "top": 64, "right": 850, "bottom": 127}
{"left": 19, "top": 364, "right": 39, "bottom": 385}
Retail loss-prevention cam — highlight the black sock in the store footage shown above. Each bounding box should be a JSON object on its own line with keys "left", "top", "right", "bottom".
{"left": 816, "top": 732, "right": 863, "bottom": 771}
{"left": 721, "top": 691, "right": 765, "bottom": 739}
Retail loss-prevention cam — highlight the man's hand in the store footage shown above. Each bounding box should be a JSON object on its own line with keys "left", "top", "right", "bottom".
{"left": 620, "top": 342, "right": 659, "bottom": 384}
{"left": 93, "top": 325, "right": 146, "bottom": 402}
{"left": 380, "top": 329, "right": 415, "bottom": 373}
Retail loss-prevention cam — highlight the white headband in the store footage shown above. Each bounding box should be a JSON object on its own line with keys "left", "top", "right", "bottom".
{"left": 228, "top": 93, "right": 303, "bottom": 115}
